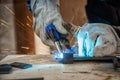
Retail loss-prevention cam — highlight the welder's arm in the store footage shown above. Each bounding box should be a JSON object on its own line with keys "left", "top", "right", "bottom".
{"left": 28, "top": 0, "right": 67, "bottom": 46}
{"left": 77, "top": 23, "right": 117, "bottom": 57}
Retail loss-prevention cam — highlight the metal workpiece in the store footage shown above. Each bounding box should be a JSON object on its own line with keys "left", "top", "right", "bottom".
{"left": 73, "top": 55, "right": 120, "bottom": 71}
{"left": 55, "top": 53, "right": 74, "bottom": 64}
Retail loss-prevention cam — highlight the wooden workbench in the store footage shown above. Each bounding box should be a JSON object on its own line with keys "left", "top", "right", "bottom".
{"left": 0, "top": 54, "right": 120, "bottom": 80}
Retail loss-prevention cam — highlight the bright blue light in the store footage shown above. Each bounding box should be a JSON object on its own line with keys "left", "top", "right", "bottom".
{"left": 54, "top": 52, "right": 63, "bottom": 59}
{"left": 76, "top": 30, "right": 94, "bottom": 57}
{"left": 59, "top": 53, "right": 63, "bottom": 58}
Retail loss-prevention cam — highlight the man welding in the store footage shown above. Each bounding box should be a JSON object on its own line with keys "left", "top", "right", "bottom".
{"left": 27, "top": 0, "right": 120, "bottom": 57}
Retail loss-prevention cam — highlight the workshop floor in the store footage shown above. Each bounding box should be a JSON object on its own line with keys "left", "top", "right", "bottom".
{"left": 0, "top": 55, "right": 120, "bottom": 80}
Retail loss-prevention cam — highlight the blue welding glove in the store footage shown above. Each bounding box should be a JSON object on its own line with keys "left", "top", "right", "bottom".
{"left": 29, "top": 0, "right": 67, "bottom": 46}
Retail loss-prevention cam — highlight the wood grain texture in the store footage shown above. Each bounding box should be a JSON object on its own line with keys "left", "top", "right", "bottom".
{"left": 0, "top": 55, "right": 120, "bottom": 80}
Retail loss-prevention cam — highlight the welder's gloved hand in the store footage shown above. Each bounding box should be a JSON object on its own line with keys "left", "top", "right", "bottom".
{"left": 77, "top": 23, "right": 117, "bottom": 57}
{"left": 29, "top": 0, "right": 68, "bottom": 46}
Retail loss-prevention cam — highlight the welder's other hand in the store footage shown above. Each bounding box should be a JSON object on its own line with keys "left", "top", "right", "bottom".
{"left": 37, "top": 18, "right": 68, "bottom": 46}
{"left": 30, "top": 0, "right": 68, "bottom": 46}
{"left": 42, "top": 22, "right": 68, "bottom": 46}
{"left": 37, "top": 0, "right": 68, "bottom": 46}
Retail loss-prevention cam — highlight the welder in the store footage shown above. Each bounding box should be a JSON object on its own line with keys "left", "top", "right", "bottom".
{"left": 27, "top": 0, "right": 120, "bottom": 57}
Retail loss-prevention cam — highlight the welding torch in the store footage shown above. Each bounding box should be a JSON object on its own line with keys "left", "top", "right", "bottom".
{"left": 46, "top": 24, "right": 73, "bottom": 64}
{"left": 46, "top": 24, "right": 63, "bottom": 55}
{"left": 46, "top": 24, "right": 65, "bottom": 57}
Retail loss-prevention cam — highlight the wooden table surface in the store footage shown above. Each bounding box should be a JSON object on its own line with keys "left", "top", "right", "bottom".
{"left": 0, "top": 54, "right": 120, "bottom": 80}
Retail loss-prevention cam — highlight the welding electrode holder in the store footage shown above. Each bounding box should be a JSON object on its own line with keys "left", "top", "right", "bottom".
{"left": 46, "top": 23, "right": 63, "bottom": 55}
{"left": 46, "top": 24, "right": 73, "bottom": 64}
{"left": 46, "top": 24, "right": 61, "bottom": 42}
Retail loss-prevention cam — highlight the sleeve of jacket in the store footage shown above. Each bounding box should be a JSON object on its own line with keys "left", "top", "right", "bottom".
{"left": 76, "top": 23, "right": 117, "bottom": 57}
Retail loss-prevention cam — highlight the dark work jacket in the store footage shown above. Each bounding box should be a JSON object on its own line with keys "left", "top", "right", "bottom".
{"left": 86, "top": 0, "right": 120, "bottom": 37}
